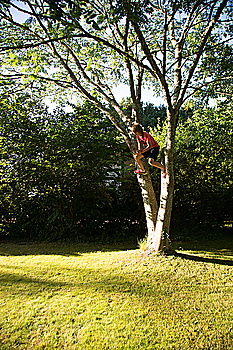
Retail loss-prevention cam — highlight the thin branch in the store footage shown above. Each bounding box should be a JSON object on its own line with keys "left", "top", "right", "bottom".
{"left": 1, "top": 82, "right": 33, "bottom": 97}
{"left": 162, "top": 10, "right": 168, "bottom": 77}
{"left": 182, "top": 74, "right": 233, "bottom": 102}
{"left": 178, "top": 1, "right": 203, "bottom": 45}
{"left": 124, "top": 19, "right": 136, "bottom": 100}
{"left": 131, "top": 20, "right": 172, "bottom": 109}
{"left": 136, "top": 67, "right": 144, "bottom": 105}
{"left": 0, "top": 10, "right": 48, "bottom": 42}
{"left": 0, "top": 36, "right": 78, "bottom": 51}
{"left": 178, "top": 0, "right": 229, "bottom": 107}
{"left": 114, "top": 21, "right": 125, "bottom": 40}
{"left": 26, "top": 0, "right": 49, "bottom": 36}
{"left": 61, "top": 42, "right": 130, "bottom": 126}
{"left": 2, "top": 2, "right": 132, "bottom": 141}
{"left": 1, "top": 3, "right": 155, "bottom": 84}
{"left": 207, "top": 0, "right": 219, "bottom": 24}
{"left": 6, "top": 0, "right": 37, "bottom": 18}
{"left": 72, "top": 22, "right": 155, "bottom": 77}
{"left": 0, "top": 72, "right": 75, "bottom": 88}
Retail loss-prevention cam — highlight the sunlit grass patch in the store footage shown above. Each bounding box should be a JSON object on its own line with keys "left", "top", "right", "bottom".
{"left": 0, "top": 241, "right": 232, "bottom": 349}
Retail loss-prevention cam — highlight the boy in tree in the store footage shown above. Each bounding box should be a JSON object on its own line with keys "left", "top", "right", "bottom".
{"left": 132, "top": 123, "right": 166, "bottom": 177}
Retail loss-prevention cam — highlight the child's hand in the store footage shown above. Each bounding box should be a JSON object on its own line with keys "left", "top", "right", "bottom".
{"left": 133, "top": 150, "right": 141, "bottom": 159}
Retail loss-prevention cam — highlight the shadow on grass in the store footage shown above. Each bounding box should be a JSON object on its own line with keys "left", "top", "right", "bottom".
{"left": 1, "top": 240, "right": 233, "bottom": 266}
{"left": 1, "top": 245, "right": 232, "bottom": 300}
{"left": 0, "top": 241, "right": 137, "bottom": 256}
{"left": 1, "top": 257, "right": 232, "bottom": 302}
{"left": 0, "top": 271, "right": 67, "bottom": 289}
{"left": 174, "top": 251, "right": 233, "bottom": 266}
{"left": 173, "top": 237, "right": 233, "bottom": 266}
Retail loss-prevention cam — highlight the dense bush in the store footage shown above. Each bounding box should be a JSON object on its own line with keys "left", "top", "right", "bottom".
{"left": 0, "top": 96, "right": 144, "bottom": 242}
{"left": 150, "top": 103, "right": 233, "bottom": 239}
{"left": 173, "top": 104, "right": 232, "bottom": 239}
{"left": 1, "top": 96, "right": 232, "bottom": 243}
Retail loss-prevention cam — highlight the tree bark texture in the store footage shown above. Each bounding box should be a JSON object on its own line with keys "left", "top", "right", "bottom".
{"left": 136, "top": 162, "right": 158, "bottom": 245}
{"left": 147, "top": 109, "right": 176, "bottom": 252}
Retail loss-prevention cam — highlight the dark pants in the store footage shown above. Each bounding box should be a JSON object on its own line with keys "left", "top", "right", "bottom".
{"left": 142, "top": 147, "right": 160, "bottom": 161}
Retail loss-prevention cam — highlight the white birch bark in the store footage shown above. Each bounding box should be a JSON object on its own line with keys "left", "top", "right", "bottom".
{"left": 147, "top": 110, "right": 175, "bottom": 252}
{"left": 136, "top": 166, "right": 158, "bottom": 245}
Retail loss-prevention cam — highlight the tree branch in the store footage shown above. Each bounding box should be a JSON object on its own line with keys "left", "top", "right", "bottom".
{"left": 182, "top": 74, "right": 233, "bottom": 102}
{"left": 131, "top": 20, "right": 172, "bottom": 110}
{"left": 178, "top": 0, "right": 229, "bottom": 107}
{"left": 162, "top": 10, "right": 168, "bottom": 77}
{"left": 1, "top": 2, "right": 154, "bottom": 86}
{"left": 61, "top": 42, "right": 131, "bottom": 128}
{"left": 178, "top": 1, "right": 202, "bottom": 45}
{"left": 0, "top": 36, "right": 79, "bottom": 51}
{"left": 0, "top": 72, "right": 75, "bottom": 88}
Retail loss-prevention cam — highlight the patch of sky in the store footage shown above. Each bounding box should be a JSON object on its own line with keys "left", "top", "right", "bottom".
{"left": 10, "top": 1, "right": 30, "bottom": 23}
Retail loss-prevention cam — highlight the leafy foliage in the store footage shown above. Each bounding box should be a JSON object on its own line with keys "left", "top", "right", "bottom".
{"left": 173, "top": 103, "right": 233, "bottom": 237}
{"left": 149, "top": 101, "right": 233, "bottom": 238}
{"left": 1, "top": 94, "right": 232, "bottom": 242}
{"left": 0, "top": 95, "right": 144, "bottom": 241}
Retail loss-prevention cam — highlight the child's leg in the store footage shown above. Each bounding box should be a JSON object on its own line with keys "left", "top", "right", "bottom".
{"left": 148, "top": 158, "right": 165, "bottom": 171}
{"left": 134, "top": 153, "right": 146, "bottom": 171}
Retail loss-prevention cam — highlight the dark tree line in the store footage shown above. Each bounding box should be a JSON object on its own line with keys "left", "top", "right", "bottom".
{"left": 1, "top": 95, "right": 232, "bottom": 243}
{"left": 0, "top": 96, "right": 142, "bottom": 242}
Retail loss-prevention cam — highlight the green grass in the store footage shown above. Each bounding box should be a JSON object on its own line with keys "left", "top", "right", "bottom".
{"left": 0, "top": 239, "right": 232, "bottom": 349}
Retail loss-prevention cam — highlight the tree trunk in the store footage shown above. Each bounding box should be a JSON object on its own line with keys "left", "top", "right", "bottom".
{"left": 147, "top": 109, "right": 176, "bottom": 253}
{"left": 136, "top": 162, "right": 158, "bottom": 244}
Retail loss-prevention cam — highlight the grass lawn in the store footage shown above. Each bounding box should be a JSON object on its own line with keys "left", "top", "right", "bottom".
{"left": 0, "top": 239, "right": 232, "bottom": 349}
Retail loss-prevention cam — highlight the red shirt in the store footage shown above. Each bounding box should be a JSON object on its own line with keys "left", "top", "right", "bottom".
{"left": 136, "top": 132, "right": 159, "bottom": 150}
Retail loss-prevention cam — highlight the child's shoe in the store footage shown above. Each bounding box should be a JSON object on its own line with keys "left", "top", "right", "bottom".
{"left": 134, "top": 169, "right": 147, "bottom": 175}
{"left": 162, "top": 170, "right": 167, "bottom": 178}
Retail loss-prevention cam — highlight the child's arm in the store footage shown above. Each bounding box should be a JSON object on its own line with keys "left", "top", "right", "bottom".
{"left": 136, "top": 138, "right": 142, "bottom": 153}
{"left": 140, "top": 140, "right": 154, "bottom": 154}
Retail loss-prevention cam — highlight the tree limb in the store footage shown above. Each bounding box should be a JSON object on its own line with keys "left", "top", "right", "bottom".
{"left": 182, "top": 74, "right": 233, "bottom": 102}
{"left": 131, "top": 20, "right": 172, "bottom": 110}
{"left": 178, "top": 0, "right": 229, "bottom": 107}
{"left": 0, "top": 36, "right": 80, "bottom": 52}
